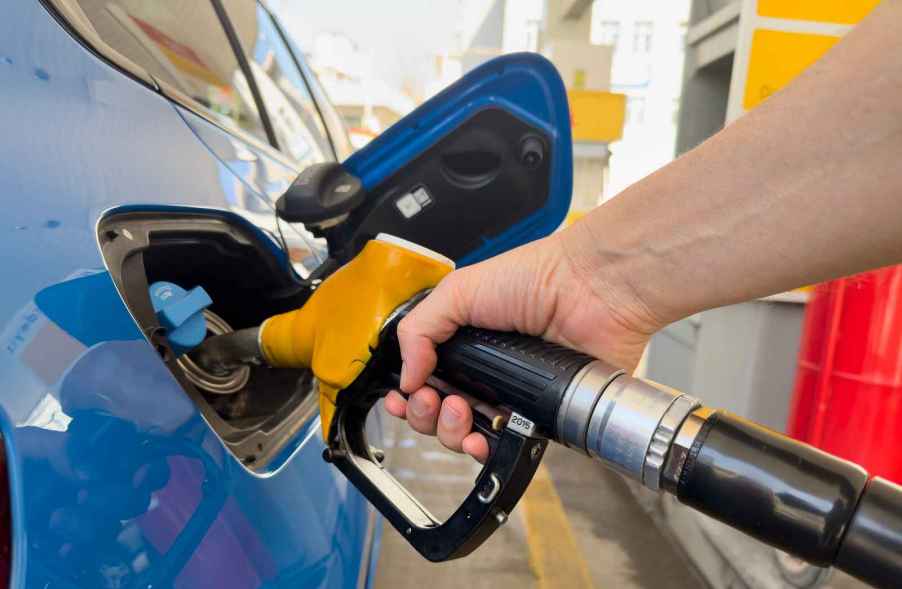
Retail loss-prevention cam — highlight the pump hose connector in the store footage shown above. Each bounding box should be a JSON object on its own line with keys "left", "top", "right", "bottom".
{"left": 541, "top": 360, "right": 902, "bottom": 589}
{"left": 190, "top": 326, "right": 264, "bottom": 377}
{"left": 553, "top": 362, "right": 700, "bottom": 490}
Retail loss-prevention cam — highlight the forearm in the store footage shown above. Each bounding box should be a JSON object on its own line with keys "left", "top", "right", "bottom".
{"left": 563, "top": 0, "right": 902, "bottom": 328}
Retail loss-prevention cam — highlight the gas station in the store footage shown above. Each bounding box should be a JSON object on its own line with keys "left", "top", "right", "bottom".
{"left": 0, "top": 1, "right": 901, "bottom": 588}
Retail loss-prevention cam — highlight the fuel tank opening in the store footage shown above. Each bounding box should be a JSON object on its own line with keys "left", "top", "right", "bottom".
{"left": 180, "top": 310, "right": 251, "bottom": 395}
{"left": 98, "top": 210, "right": 320, "bottom": 471}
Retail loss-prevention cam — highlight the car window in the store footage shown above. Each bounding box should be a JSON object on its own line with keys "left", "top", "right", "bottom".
{"left": 72, "top": 1, "right": 270, "bottom": 143}
{"left": 294, "top": 51, "right": 356, "bottom": 161}
{"left": 225, "top": 3, "right": 332, "bottom": 167}
{"left": 269, "top": 16, "right": 356, "bottom": 161}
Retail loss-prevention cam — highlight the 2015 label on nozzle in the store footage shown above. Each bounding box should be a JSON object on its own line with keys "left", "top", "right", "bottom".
{"left": 508, "top": 413, "right": 537, "bottom": 437}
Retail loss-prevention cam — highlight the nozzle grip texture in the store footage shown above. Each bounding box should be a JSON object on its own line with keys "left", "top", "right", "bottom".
{"left": 434, "top": 328, "right": 592, "bottom": 436}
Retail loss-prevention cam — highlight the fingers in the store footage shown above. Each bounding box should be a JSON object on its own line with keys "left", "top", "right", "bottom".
{"left": 392, "top": 263, "right": 514, "bottom": 465}
{"left": 385, "top": 391, "right": 489, "bottom": 462}
{"left": 436, "top": 395, "right": 472, "bottom": 453}
{"left": 384, "top": 390, "right": 407, "bottom": 418}
{"left": 397, "top": 273, "right": 469, "bottom": 393}
{"left": 462, "top": 432, "right": 490, "bottom": 463}
{"left": 405, "top": 387, "right": 441, "bottom": 435}
{"left": 397, "top": 334, "right": 437, "bottom": 394}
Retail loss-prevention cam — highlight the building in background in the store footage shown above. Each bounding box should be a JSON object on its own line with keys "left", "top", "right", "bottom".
{"left": 541, "top": 0, "right": 624, "bottom": 215}
{"left": 425, "top": 0, "right": 540, "bottom": 100}
{"left": 305, "top": 32, "right": 416, "bottom": 149}
{"left": 590, "top": 0, "right": 690, "bottom": 197}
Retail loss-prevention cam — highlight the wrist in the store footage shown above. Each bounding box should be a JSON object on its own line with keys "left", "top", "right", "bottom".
{"left": 555, "top": 214, "right": 671, "bottom": 336}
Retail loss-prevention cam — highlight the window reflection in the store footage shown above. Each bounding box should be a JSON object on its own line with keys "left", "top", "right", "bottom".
{"left": 74, "top": 1, "right": 269, "bottom": 142}
{"left": 230, "top": 4, "right": 333, "bottom": 165}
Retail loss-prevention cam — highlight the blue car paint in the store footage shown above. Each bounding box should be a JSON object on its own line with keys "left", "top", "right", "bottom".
{"left": 343, "top": 52, "right": 573, "bottom": 266}
{"left": 1, "top": 3, "right": 372, "bottom": 587}
{"left": 1, "top": 3, "right": 571, "bottom": 587}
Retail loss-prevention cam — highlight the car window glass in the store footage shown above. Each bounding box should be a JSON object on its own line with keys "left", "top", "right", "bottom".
{"left": 226, "top": 3, "right": 332, "bottom": 166}
{"left": 268, "top": 15, "right": 356, "bottom": 161}
{"left": 72, "top": 1, "right": 269, "bottom": 143}
{"left": 296, "top": 55, "right": 355, "bottom": 161}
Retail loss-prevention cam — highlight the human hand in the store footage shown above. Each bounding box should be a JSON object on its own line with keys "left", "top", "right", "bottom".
{"left": 384, "top": 228, "right": 662, "bottom": 462}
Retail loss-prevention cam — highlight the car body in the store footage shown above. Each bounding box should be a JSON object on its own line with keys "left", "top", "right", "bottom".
{"left": 0, "top": 2, "right": 572, "bottom": 587}
{"left": 2, "top": 2, "right": 374, "bottom": 587}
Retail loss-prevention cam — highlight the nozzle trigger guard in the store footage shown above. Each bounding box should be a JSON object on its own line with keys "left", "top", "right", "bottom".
{"left": 325, "top": 384, "right": 547, "bottom": 562}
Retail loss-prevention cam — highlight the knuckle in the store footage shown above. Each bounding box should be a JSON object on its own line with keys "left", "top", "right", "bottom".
{"left": 396, "top": 316, "right": 416, "bottom": 339}
{"left": 441, "top": 270, "right": 468, "bottom": 299}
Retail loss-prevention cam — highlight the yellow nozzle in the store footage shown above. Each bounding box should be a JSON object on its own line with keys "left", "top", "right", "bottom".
{"left": 259, "top": 234, "right": 454, "bottom": 438}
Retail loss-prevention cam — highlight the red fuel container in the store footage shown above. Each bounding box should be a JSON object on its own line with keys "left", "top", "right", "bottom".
{"left": 789, "top": 267, "right": 902, "bottom": 483}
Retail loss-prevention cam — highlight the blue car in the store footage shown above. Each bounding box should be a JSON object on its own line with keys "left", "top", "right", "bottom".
{"left": 1, "top": 1, "right": 572, "bottom": 587}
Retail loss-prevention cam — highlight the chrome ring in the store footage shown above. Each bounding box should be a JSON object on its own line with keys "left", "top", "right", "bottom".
{"left": 177, "top": 310, "right": 251, "bottom": 395}
{"left": 642, "top": 393, "right": 700, "bottom": 491}
{"left": 661, "top": 409, "right": 708, "bottom": 494}
{"left": 586, "top": 375, "right": 686, "bottom": 484}
{"left": 555, "top": 361, "right": 623, "bottom": 452}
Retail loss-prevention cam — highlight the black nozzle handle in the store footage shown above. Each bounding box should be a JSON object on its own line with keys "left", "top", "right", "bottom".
{"left": 382, "top": 298, "right": 593, "bottom": 437}
{"left": 333, "top": 315, "right": 568, "bottom": 561}
{"left": 430, "top": 327, "right": 593, "bottom": 437}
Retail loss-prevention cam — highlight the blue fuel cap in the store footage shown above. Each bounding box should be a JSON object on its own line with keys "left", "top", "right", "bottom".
{"left": 148, "top": 281, "right": 212, "bottom": 357}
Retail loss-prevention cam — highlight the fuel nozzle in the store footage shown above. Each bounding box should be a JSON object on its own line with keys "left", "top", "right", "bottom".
{"left": 189, "top": 327, "right": 264, "bottom": 375}
{"left": 194, "top": 233, "right": 455, "bottom": 438}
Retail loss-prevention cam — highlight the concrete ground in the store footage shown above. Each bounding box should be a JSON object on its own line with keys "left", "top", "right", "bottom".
{"left": 372, "top": 417, "right": 703, "bottom": 589}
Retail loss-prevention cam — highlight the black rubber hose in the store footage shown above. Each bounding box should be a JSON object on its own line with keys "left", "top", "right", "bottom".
{"left": 676, "top": 411, "right": 869, "bottom": 566}
{"left": 835, "top": 477, "right": 902, "bottom": 588}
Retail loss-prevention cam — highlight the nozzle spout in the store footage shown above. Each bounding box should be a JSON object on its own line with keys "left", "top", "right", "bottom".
{"left": 191, "top": 327, "right": 264, "bottom": 375}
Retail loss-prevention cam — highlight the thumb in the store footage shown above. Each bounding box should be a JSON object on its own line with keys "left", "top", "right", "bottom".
{"left": 396, "top": 272, "right": 472, "bottom": 392}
